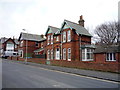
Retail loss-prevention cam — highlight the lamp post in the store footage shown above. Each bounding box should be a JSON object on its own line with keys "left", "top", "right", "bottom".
{"left": 22, "top": 29, "right": 28, "bottom": 64}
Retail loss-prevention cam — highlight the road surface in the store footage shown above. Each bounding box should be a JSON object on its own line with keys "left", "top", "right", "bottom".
{"left": 2, "top": 59, "right": 119, "bottom": 88}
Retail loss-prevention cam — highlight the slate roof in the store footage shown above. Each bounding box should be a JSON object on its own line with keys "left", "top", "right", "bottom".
{"left": 62, "top": 20, "right": 92, "bottom": 37}
{"left": 45, "top": 26, "right": 60, "bottom": 35}
{"left": 18, "top": 32, "right": 46, "bottom": 41}
{"left": 94, "top": 45, "right": 120, "bottom": 53}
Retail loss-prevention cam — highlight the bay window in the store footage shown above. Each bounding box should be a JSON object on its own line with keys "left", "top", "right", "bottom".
{"left": 82, "top": 48, "right": 94, "bottom": 61}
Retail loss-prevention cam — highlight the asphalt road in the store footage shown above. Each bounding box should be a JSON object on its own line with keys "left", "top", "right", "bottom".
{"left": 2, "top": 59, "right": 119, "bottom": 88}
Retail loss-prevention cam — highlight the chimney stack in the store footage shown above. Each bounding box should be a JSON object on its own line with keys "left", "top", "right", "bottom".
{"left": 41, "top": 34, "right": 44, "bottom": 38}
{"left": 78, "top": 15, "right": 85, "bottom": 27}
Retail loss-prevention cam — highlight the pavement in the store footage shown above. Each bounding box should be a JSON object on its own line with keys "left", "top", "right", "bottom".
{"left": 3, "top": 59, "right": 120, "bottom": 82}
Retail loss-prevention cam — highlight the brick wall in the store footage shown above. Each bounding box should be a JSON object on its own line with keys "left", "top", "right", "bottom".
{"left": 7, "top": 55, "right": 120, "bottom": 72}
{"left": 50, "top": 60, "right": 120, "bottom": 72}
{"left": 8, "top": 56, "right": 46, "bottom": 64}
{"left": 18, "top": 40, "right": 40, "bottom": 57}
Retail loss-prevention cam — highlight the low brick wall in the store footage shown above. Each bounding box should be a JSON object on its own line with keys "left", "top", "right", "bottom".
{"left": 27, "top": 58, "right": 46, "bottom": 64}
{"left": 7, "top": 57, "right": 120, "bottom": 73}
{"left": 8, "top": 56, "right": 46, "bottom": 64}
{"left": 50, "top": 60, "right": 120, "bottom": 73}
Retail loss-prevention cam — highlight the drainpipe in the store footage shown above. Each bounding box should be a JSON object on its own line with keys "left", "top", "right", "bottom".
{"left": 79, "top": 34, "right": 82, "bottom": 61}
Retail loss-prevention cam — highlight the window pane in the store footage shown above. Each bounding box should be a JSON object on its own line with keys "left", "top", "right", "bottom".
{"left": 67, "top": 30, "right": 71, "bottom": 41}
{"left": 68, "top": 48, "right": 71, "bottom": 60}
{"left": 113, "top": 53, "right": 116, "bottom": 60}
{"left": 82, "top": 49, "right": 85, "bottom": 53}
{"left": 63, "top": 32, "right": 66, "bottom": 42}
{"left": 87, "top": 53, "right": 90, "bottom": 59}
{"left": 87, "top": 49, "right": 90, "bottom": 52}
{"left": 110, "top": 53, "right": 112, "bottom": 60}
{"left": 82, "top": 53, "right": 85, "bottom": 59}
{"left": 106, "top": 53, "right": 109, "bottom": 60}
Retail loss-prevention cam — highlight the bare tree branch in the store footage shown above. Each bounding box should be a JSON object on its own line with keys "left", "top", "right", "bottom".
{"left": 94, "top": 21, "right": 119, "bottom": 45}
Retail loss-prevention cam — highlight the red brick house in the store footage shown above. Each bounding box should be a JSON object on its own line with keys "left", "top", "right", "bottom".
{"left": 18, "top": 32, "right": 46, "bottom": 58}
{"left": 45, "top": 26, "right": 61, "bottom": 61}
{"left": 33, "top": 38, "right": 46, "bottom": 58}
{"left": 45, "top": 15, "right": 95, "bottom": 62}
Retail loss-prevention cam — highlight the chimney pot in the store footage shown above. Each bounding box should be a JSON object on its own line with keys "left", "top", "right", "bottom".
{"left": 80, "top": 15, "right": 83, "bottom": 20}
{"left": 78, "top": 15, "right": 85, "bottom": 27}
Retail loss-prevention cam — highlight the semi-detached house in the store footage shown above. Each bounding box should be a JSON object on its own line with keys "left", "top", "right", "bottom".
{"left": 45, "top": 15, "right": 95, "bottom": 62}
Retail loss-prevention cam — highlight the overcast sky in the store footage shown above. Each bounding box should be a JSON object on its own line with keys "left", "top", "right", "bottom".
{"left": 0, "top": 0, "right": 119, "bottom": 39}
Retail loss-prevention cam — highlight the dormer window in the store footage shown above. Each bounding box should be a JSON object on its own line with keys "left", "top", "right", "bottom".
{"left": 67, "top": 30, "right": 71, "bottom": 42}
{"left": 63, "top": 31, "right": 66, "bottom": 42}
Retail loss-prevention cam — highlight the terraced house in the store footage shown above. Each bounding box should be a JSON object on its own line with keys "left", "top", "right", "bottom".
{"left": 45, "top": 15, "right": 95, "bottom": 62}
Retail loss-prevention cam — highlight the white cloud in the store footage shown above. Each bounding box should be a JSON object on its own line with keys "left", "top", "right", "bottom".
{"left": 0, "top": 0, "right": 119, "bottom": 38}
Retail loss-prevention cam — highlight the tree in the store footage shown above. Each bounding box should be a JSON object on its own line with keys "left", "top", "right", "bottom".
{"left": 94, "top": 21, "right": 120, "bottom": 45}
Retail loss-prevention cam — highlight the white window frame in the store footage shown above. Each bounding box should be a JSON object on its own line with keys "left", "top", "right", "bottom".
{"left": 47, "top": 50, "right": 50, "bottom": 60}
{"left": 51, "top": 49, "right": 53, "bottom": 60}
{"left": 68, "top": 48, "right": 71, "bottom": 61}
{"left": 63, "top": 32, "right": 66, "bottom": 42}
{"left": 56, "top": 48, "right": 60, "bottom": 60}
{"left": 51, "top": 35, "right": 53, "bottom": 44}
{"left": 106, "top": 53, "right": 116, "bottom": 61}
{"left": 19, "top": 50, "right": 23, "bottom": 58}
{"left": 56, "top": 36, "right": 59, "bottom": 41}
{"left": 63, "top": 48, "right": 66, "bottom": 60}
{"left": 67, "top": 30, "right": 71, "bottom": 42}
{"left": 82, "top": 48, "right": 94, "bottom": 61}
